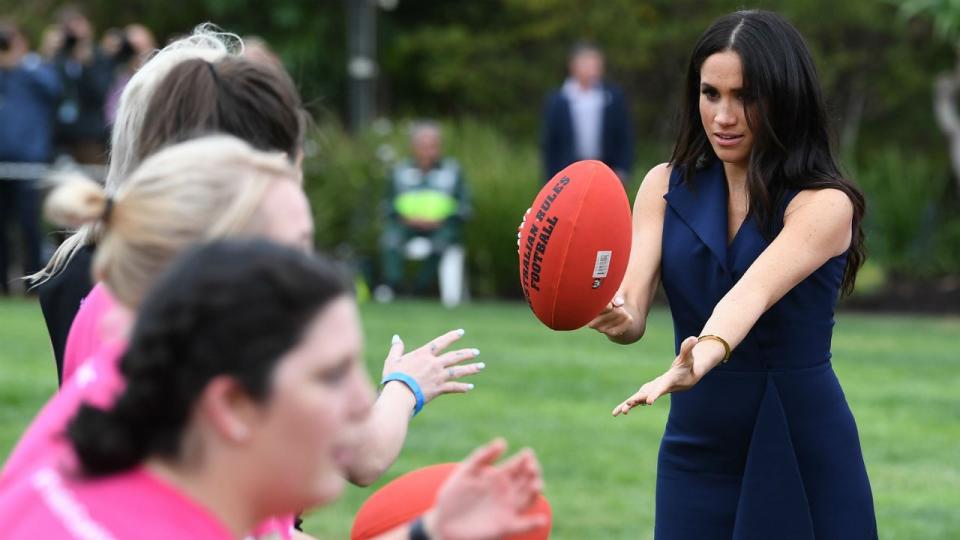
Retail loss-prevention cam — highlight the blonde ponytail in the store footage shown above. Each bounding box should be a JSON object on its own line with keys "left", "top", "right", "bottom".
{"left": 91, "top": 135, "right": 297, "bottom": 309}
{"left": 43, "top": 175, "right": 112, "bottom": 230}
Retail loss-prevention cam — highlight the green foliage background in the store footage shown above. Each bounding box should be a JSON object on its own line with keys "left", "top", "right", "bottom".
{"left": 3, "top": 0, "right": 959, "bottom": 295}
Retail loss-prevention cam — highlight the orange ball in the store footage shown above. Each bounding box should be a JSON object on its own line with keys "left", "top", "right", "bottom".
{"left": 518, "top": 160, "right": 632, "bottom": 330}
{"left": 351, "top": 463, "right": 552, "bottom": 539}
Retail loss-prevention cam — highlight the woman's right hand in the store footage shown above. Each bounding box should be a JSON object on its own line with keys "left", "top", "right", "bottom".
{"left": 380, "top": 330, "right": 485, "bottom": 404}
{"left": 587, "top": 293, "right": 637, "bottom": 342}
{"left": 423, "top": 439, "right": 547, "bottom": 540}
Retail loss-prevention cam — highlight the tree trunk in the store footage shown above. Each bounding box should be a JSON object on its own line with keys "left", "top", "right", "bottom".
{"left": 933, "top": 54, "right": 960, "bottom": 196}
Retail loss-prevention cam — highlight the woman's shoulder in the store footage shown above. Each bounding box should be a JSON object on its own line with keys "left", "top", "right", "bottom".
{"left": 785, "top": 187, "right": 854, "bottom": 222}
{"left": 636, "top": 162, "right": 673, "bottom": 198}
{"left": 783, "top": 187, "right": 854, "bottom": 256}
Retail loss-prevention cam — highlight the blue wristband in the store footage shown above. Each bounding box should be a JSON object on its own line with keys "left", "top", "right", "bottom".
{"left": 381, "top": 372, "right": 425, "bottom": 417}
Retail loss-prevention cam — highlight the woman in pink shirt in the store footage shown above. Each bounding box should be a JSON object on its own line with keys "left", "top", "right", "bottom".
{"left": 3, "top": 136, "right": 312, "bottom": 539}
{"left": 0, "top": 239, "right": 545, "bottom": 540}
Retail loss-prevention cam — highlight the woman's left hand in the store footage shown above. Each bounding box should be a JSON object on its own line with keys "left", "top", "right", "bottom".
{"left": 611, "top": 336, "right": 702, "bottom": 416}
{"left": 380, "top": 330, "right": 484, "bottom": 403}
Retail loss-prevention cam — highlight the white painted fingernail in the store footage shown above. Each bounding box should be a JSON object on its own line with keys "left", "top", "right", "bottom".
{"left": 472, "top": 348, "right": 480, "bottom": 357}
{"left": 467, "top": 383, "right": 475, "bottom": 390}
{"left": 477, "top": 362, "right": 486, "bottom": 369}
{"left": 392, "top": 334, "right": 401, "bottom": 345}
{"left": 456, "top": 328, "right": 465, "bottom": 336}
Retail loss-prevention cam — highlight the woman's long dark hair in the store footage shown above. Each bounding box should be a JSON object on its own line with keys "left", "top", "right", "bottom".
{"left": 670, "top": 10, "right": 866, "bottom": 296}
{"left": 68, "top": 240, "right": 348, "bottom": 476}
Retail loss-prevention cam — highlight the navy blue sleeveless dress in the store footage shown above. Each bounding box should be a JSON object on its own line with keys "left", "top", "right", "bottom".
{"left": 656, "top": 160, "right": 877, "bottom": 539}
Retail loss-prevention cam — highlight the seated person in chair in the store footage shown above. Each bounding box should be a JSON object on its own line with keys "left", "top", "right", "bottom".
{"left": 377, "top": 122, "right": 470, "bottom": 301}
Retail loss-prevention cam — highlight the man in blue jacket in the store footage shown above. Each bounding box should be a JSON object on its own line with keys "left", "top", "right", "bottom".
{"left": 0, "top": 21, "right": 62, "bottom": 294}
{"left": 541, "top": 43, "right": 633, "bottom": 184}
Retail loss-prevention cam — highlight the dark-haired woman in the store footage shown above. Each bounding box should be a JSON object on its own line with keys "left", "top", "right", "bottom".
{"left": 0, "top": 240, "right": 545, "bottom": 540}
{"left": 588, "top": 10, "right": 877, "bottom": 539}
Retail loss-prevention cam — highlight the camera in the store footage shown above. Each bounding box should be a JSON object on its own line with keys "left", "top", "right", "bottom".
{"left": 60, "top": 29, "right": 78, "bottom": 54}
{"left": 102, "top": 27, "right": 136, "bottom": 64}
{"left": 113, "top": 34, "right": 136, "bottom": 64}
{"left": 0, "top": 27, "right": 11, "bottom": 52}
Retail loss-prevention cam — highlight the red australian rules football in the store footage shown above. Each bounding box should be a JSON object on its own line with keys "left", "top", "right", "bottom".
{"left": 518, "top": 160, "right": 632, "bottom": 330}
{"left": 351, "top": 463, "right": 552, "bottom": 540}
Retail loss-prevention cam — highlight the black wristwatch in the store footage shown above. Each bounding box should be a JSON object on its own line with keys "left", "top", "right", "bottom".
{"left": 409, "top": 516, "right": 433, "bottom": 540}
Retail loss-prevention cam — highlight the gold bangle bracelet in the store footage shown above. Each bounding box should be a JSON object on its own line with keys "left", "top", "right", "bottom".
{"left": 697, "top": 334, "right": 732, "bottom": 363}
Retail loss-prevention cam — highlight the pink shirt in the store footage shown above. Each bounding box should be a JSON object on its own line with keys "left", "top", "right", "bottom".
{"left": 2, "top": 283, "right": 294, "bottom": 539}
{"left": 3, "top": 284, "right": 127, "bottom": 483}
{"left": 62, "top": 283, "right": 127, "bottom": 385}
{"left": 0, "top": 466, "right": 235, "bottom": 539}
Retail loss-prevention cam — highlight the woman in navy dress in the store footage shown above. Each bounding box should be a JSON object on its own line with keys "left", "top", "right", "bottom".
{"left": 588, "top": 11, "right": 878, "bottom": 539}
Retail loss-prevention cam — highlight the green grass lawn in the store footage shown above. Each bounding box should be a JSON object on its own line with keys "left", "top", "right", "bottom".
{"left": 1, "top": 298, "right": 958, "bottom": 539}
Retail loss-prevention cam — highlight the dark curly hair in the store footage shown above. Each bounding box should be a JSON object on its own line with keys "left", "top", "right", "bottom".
{"left": 68, "top": 239, "right": 348, "bottom": 476}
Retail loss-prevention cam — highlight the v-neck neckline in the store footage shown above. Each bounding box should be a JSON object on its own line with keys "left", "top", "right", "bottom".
{"left": 722, "top": 169, "right": 749, "bottom": 248}
{"left": 728, "top": 216, "right": 749, "bottom": 248}
{"left": 663, "top": 159, "right": 747, "bottom": 275}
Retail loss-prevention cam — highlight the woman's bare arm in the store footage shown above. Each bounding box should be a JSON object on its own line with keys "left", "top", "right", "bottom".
{"left": 613, "top": 187, "right": 854, "bottom": 412}
{"left": 588, "top": 163, "right": 671, "bottom": 344}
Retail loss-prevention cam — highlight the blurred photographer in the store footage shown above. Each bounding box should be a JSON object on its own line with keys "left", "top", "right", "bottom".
{"left": 101, "top": 24, "right": 155, "bottom": 125}
{"left": 0, "top": 20, "right": 62, "bottom": 294}
{"left": 50, "top": 6, "right": 113, "bottom": 164}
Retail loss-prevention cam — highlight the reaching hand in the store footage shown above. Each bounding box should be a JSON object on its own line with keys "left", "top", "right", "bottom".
{"left": 381, "top": 330, "right": 484, "bottom": 403}
{"left": 516, "top": 207, "right": 531, "bottom": 254}
{"left": 424, "top": 439, "right": 548, "bottom": 540}
{"left": 612, "top": 336, "right": 702, "bottom": 416}
{"left": 586, "top": 293, "right": 636, "bottom": 339}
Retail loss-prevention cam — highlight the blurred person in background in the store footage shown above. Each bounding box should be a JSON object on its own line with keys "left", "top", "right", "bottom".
{"left": 101, "top": 24, "right": 156, "bottom": 126}
{"left": 376, "top": 121, "right": 471, "bottom": 303}
{"left": 541, "top": 42, "right": 633, "bottom": 183}
{"left": 0, "top": 19, "right": 62, "bottom": 295}
{"left": 49, "top": 5, "right": 113, "bottom": 164}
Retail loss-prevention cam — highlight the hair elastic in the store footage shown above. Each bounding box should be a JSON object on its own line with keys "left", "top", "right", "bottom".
{"left": 102, "top": 196, "right": 115, "bottom": 223}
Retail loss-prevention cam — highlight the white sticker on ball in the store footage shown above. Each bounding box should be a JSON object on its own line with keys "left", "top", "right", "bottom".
{"left": 593, "top": 251, "right": 612, "bottom": 278}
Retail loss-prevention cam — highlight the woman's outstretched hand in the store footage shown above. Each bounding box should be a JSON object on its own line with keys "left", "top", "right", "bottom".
{"left": 381, "top": 329, "right": 485, "bottom": 403}
{"left": 612, "top": 336, "right": 702, "bottom": 416}
{"left": 423, "top": 439, "right": 547, "bottom": 540}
